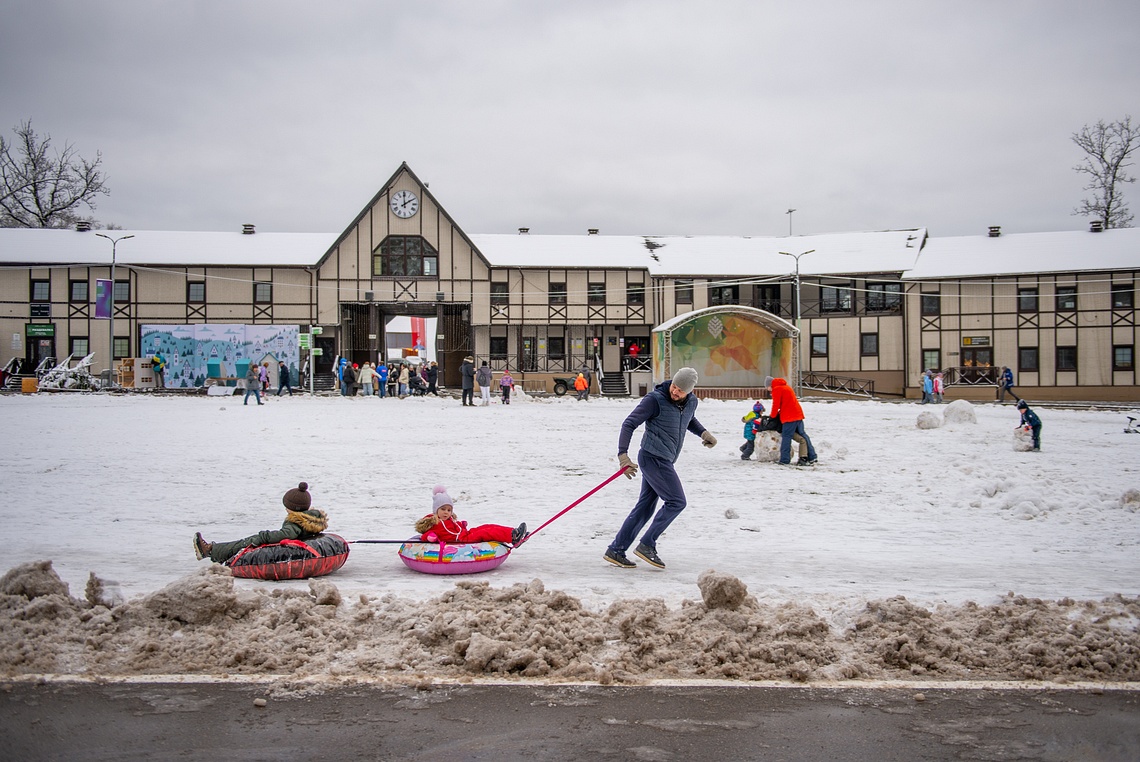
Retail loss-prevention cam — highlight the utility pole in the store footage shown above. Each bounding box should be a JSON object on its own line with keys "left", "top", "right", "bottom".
{"left": 785, "top": 208, "right": 796, "bottom": 236}
{"left": 95, "top": 233, "right": 134, "bottom": 384}
{"left": 779, "top": 249, "right": 814, "bottom": 397}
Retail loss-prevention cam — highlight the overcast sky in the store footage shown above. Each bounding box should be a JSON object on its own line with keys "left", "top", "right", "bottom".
{"left": 2, "top": 1, "right": 1137, "bottom": 239}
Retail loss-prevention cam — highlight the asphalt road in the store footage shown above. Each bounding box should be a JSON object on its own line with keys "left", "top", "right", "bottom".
{"left": 3, "top": 680, "right": 1137, "bottom": 761}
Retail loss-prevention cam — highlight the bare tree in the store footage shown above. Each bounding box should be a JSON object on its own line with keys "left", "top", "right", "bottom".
{"left": 0, "top": 120, "right": 110, "bottom": 228}
{"left": 1071, "top": 115, "right": 1138, "bottom": 228}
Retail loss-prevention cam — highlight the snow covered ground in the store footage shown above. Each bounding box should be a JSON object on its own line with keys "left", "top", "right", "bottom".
{"left": 3, "top": 389, "right": 1139, "bottom": 683}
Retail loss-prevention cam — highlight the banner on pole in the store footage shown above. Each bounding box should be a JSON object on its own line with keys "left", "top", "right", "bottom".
{"left": 94, "top": 280, "right": 112, "bottom": 319}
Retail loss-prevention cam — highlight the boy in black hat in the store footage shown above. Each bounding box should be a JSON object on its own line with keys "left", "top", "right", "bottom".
{"left": 193, "top": 482, "right": 328, "bottom": 563}
{"left": 1016, "top": 400, "right": 1042, "bottom": 451}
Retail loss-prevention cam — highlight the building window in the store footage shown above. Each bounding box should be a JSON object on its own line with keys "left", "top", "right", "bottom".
{"left": 490, "top": 282, "right": 509, "bottom": 305}
{"left": 860, "top": 332, "right": 879, "bottom": 356}
{"left": 372, "top": 235, "right": 439, "bottom": 277}
{"left": 1017, "top": 287, "right": 1039, "bottom": 313}
{"left": 548, "top": 336, "right": 565, "bottom": 361}
{"left": 69, "top": 280, "right": 89, "bottom": 302}
{"left": 866, "top": 283, "right": 902, "bottom": 312}
{"left": 187, "top": 282, "right": 206, "bottom": 303}
{"left": 1113, "top": 345, "right": 1134, "bottom": 371}
{"left": 627, "top": 283, "right": 645, "bottom": 305}
{"left": 923, "top": 349, "right": 940, "bottom": 372}
{"left": 811, "top": 334, "right": 828, "bottom": 357}
{"left": 489, "top": 336, "right": 508, "bottom": 361}
{"left": 820, "top": 286, "right": 852, "bottom": 313}
{"left": 588, "top": 282, "right": 606, "bottom": 305}
{"left": 70, "top": 337, "right": 89, "bottom": 357}
{"left": 548, "top": 282, "right": 566, "bottom": 305}
{"left": 1056, "top": 345, "right": 1077, "bottom": 372}
{"left": 254, "top": 282, "right": 272, "bottom": 303}
{"left": 114, "top": 280, "right": 129, "bottom": 303}
{"left": 1019, "top": 347, "right": 1039, "bottom": 372}
{"left": 113, "top": 337, "right": 129, "bottom": 360}
{"left": 756, "top": 284, "right": 781, "bottom": 314}
{"left": 31, "top": 279, "right": 50, "bottom": 302}
{"left": 920, "top": 293, "right": 940, "bottom": 316}
{"left": 1055, "top": 286, "right": 1077, "bottom": 312}
{"left": 675, "top": 279, "right": 693, "bottom": 305}
{"left": 709, "top": 285, "right": 738, "bottom": 306}
{"left": 1112, "top": 283, "right": 1134, "bottom": 309}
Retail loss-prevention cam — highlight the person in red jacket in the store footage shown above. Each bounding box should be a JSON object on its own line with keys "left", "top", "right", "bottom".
{"left": 765, "top": 376, "right": 817, "bottom": 466}
{"left": 414, "top": 485, "right": 527, "bottom": 545}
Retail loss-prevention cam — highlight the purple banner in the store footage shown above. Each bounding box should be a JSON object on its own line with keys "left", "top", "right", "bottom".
{"left": 94, "top": 279, "right": 112, "bottom": 320}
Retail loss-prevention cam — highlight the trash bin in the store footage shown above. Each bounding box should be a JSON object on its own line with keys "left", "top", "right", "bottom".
{"left": 99, "top": 369, "right": 113, "bottom": 388}
{"left": 21, "top": 378, "right": 38, "bottom": 394}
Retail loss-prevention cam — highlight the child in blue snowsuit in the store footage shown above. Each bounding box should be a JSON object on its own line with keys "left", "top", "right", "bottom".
{"left": 739, "top": 401, "right": 765, "bottom": 460}
{"left": 1017, "top": 400, "right": 1042, "bottom": 450}
{"left": 376, "top": 363, "right": 389, "bottom": 398}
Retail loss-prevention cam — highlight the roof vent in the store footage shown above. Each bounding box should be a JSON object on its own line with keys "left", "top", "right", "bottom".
{"left": 1090, "top": 220, "right": 1105, "bottom": 233}
{"left": 988, "top": 226, "right": 1001, "bottom": 238}
{"left": 242, "top": 224, "right": 256, "bottom": 235}
{"left": 518, "top": 227, "right": 529, "bottom": 235}
{"left": 588, "top": 228, "right": 599, "bottom": 235}
{"left": 75, "top": 220, "right": 92, "bottom": 232}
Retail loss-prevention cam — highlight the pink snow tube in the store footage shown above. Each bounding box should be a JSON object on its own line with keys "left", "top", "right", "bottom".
{"left": 397, "top": 539, "right": 511, "bottom": 575}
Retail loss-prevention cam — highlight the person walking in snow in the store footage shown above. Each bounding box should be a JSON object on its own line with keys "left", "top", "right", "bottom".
{"left": 920, "top": 370, "right": 934, "bottom": 404}
{"left": 739, "top": 401, "right": 765, "bottom": 460}
{"left": 376, "top": 362, "right": 389, "bottom": 398}
{"left": 151, "top": 351, "right": 167, "bottom": 389}
{"left": 397, "top": 364, "right": 410, "bottom": 397}
{"left": 414, "top": 485, "right": 527, "bottom": 545}
{"left": 499, "top": 367, "right": 515, "bottom": 404}
{"left": 933, "top": 372, "right": 944, "bottom": 403}
{"left": 1016, "top": 400, "right": 1042, "bottom": 451}
{"left": 605, "top": 367, "right": 717, "bottom": 570}
{"left": 426, "top": 361, "right": 439, "bottom": 396}
{"left": 766, "top": 375, "right": 817, "bottom": 466}
{"left": 460, "top": 356, "right": 476, "bottom": 406}
{"left": 999, "top": 366, "right": 1019, "bottom": 403}
{"left": 243, "top": 362, "right": 263, "bottom": 405}
{"left": 193, "top": 482, "right": 327, "bottom": 563}
{"left": 476, "top": 361, "right": 493, "bottom": 406}
{"left": 358, "top": 362, "right": 375, "bottom": 397}
{"left": 276, "top": 360, "right": 293, "bottom": 396}
{"left": 574, "top": 372, "right": 589, "bottom": 400}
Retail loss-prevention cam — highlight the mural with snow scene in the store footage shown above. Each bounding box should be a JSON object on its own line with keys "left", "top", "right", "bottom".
{"left": 652, "top": 306, "right": 796, "bottom": 388}
{"left": 140, "top": 325, "right": 300, "bottom": 389}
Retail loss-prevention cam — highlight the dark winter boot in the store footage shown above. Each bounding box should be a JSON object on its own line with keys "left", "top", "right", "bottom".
{"left": 634, "top": 542, "right": 665, "bottom": 569}
{"left": 511, "top": 523, "right": 527, "bottom": 544}
{"left": 193, "top": 532, "right": 212, "bottom": 561}
{"left": 603, "top": 548, "right": 636, "bottom": 568}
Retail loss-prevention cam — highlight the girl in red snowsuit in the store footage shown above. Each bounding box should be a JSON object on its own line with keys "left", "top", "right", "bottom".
{"left": 415, "top": 485, "right": 527, "bottom": 545}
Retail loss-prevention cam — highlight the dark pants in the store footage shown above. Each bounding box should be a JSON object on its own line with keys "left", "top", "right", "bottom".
{"left": 609, "top": 451, "right": 687, "bottom": 553}
{"left": 740, "top": 438, "right": 755, "bottom": 459}
{"left": 277, "top": 382, "right": 293, "bottom": 396}
{"left": 462, "top": 387, "right": 474, "bottom": 406}
{"left": 1029, "top": 424, "right": 1042, "bottom": 449}
{"left": 502, "top": 386, "right": 511, "bottom": 404}
{"left": 780, "top": 420, "right": 816, "bottom": 464}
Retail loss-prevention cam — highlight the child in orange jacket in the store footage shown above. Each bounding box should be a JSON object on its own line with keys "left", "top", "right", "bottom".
{"left": 414, "top": 485, "right": 527, "bottom": 545}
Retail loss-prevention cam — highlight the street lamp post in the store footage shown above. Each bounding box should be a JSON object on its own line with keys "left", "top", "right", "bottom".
{"left": 785, "top": 208, "right": 796, "bottom": 236}
{"left": 95, "top": 233, "right": 134, "bottom": 384}
{"left": 779, "top": 249, "right": 814, "bottom": 397}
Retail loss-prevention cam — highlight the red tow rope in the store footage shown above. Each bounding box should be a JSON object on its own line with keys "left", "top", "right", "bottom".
{"left": 514, "top": 466, "right": 628, "bottom": 546}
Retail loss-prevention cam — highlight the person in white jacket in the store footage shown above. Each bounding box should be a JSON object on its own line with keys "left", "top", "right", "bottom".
{"left": 357, "top": 362, "right": 375, "bottom": 396}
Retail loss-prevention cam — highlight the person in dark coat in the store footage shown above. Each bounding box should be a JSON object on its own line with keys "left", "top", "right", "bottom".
{"left": 276, "top": 360, "right": 293, "bottom": 396}
{"left": 604, "top": 367, "right": 716, "bottom": 570}
{"left": 193, "top": 483, "right": 328, "bottom": 563}
{"left": 1017, "top": 400, "right": 1042, "bottom": 451}
{"left": 426, "top": 361, "right": 439, "bottom": 395}
{"left": 460, "top": 356, "right": 476, "bottom": 406}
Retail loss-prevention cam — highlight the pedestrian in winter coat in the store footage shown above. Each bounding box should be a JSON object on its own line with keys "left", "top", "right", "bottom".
{"left": 460, "top": 356, "right": 476, "bottom": 406}
{"left": 739, "top": 401, "right": 765, "bottom": 460}
{"left": 358, "top": 362, "right": 375, "bottom": 396}
{"left": 605, "top": 368, "right": 717, "bottom": 570}
{"left": 243, "top": 362, "right": 263, "bottom": 405}
{"left": 920, "top": 371, "right": 934, "bottom": 404}
{"left": 151, "top": 351, "right": 167, "bottom": 389}
{"left": 376, "top": 363, "right": 389, "bottom": 398}
{"left": 476, "top": 361, "right": 493, "bottom": 406}
{"left": 426, "top": 361, "right": 439, "bottom": 395}
{"left": 277, "top": 360, "right": 293, "bottom": 396}
{"left": 574, "top": 372, "right": 589, "bottom": 400}
{"left": 414, "top": 485, "right": 527, "bottom": 545}
{"left": 499, "top": 368, "right": 515, "bottom": 404}
{"left": 194, "top": 482, "right": 327, "bottom": 563}
{"left": 999, "top": 366, "right": 1019, "bottom": 402}
{"left": 578, "top": 365, "right": 592, "bottom": 400}
{"left": 1017, "top": 400, "right": 1042, "bottom": 450}
{"left": 765, "top": 376, "right": 817, "bottom": 466}
{"left": 259, "top": 361, "right": 270, "bottom": 392}
{"left": 344, "top": 364, "right": 359, "bottom": 396}
{"left": 933, "top": 372, "right": 944, "bottom": 403}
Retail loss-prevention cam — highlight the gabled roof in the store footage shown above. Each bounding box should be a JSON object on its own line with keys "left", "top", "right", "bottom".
{"left": 906, "top": 227, "right": 1140, "bottom": 279}
{"left": 467, "top": 229, "right": 927, "bottom": 276}
{"left": 0, "top": 227, "right": 334, "bottom": 267}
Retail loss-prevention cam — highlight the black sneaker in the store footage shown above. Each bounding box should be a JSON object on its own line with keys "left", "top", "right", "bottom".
{"left": 193, "top": 532, "right": 211, "bottom": 561}
{"left": 806, "top": 458, "right": 818, "bottom": 465}
{"left": 511, "top": 523, "right": 528, "bottom": 544}
{"left": 603, "top": 548, "right": 636, "bottom": 568}
{"left": 796, "top": 457, "right": 809, "bottom": 466}
{"left": 634, "top": 543, "right": 665, "bottom": 569}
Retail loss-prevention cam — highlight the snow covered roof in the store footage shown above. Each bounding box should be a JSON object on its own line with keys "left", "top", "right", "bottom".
{"left": 906, "top": 227, "right": 1140, "bottom": 279}
{"left": 0, "top": 228, "right": 337, "bottom": 267}
{"left": 468, "top": 229, "right": 927, "bottom": 276}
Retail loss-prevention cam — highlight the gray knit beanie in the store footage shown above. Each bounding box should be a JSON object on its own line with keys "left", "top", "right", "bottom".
{"left": 763, "top": 375, "right": 774, "bottom": 387}
{"left": 672, "top": 367, "right": 698, "bottom": 393}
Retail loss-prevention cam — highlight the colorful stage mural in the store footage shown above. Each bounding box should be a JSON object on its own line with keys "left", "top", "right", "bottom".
{"left": 652, "top": 307, "right": 796, "bottom": 387}
{"left": 139, "top": 324, "right": 300, "bottom": 389}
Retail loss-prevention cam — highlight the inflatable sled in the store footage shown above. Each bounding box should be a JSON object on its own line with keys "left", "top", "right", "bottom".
{"left": 226, "top": 533, "right": 350, "bottom": 581}
{"left": 398, "top": 539, "right": 511, "bottom": 575}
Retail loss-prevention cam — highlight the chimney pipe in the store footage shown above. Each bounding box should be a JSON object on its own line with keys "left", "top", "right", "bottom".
{"left": 242, "top": 224, "right": 256, "bottom": 235}
{"left": 1090, "top": 220, "right": 1104, "bottom": 233}
{"left": 987, "top": 226, "right": 1001, "bottom": 238}
{"left": 518, "top": 227, "right": 529, "bottom": 235}
{"left": 588, "top": 228, "right": 599, "bottom": 235}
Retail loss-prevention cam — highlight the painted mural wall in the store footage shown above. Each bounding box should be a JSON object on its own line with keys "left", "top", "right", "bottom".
{"left": 653, "top": 311, "right": 794, "bottom": 387}
{"left": 140, "top": 324, "right": 300, "bottom": 388}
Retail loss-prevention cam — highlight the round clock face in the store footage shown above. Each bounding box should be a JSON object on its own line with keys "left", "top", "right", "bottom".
{"left": 390, "top": 190, "right": 419, "bottom": 218}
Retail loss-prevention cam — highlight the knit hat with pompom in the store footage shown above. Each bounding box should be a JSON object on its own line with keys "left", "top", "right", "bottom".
{"left": 283, "top": 482, "right": 311, "bottom": 511}
{"left": 432, "top": 484, "right": 454, "bottom": 512}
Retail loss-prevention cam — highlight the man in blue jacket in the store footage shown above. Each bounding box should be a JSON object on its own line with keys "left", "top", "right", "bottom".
{"left": 605, "top": 367, "right": 717, "bottom": 569}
